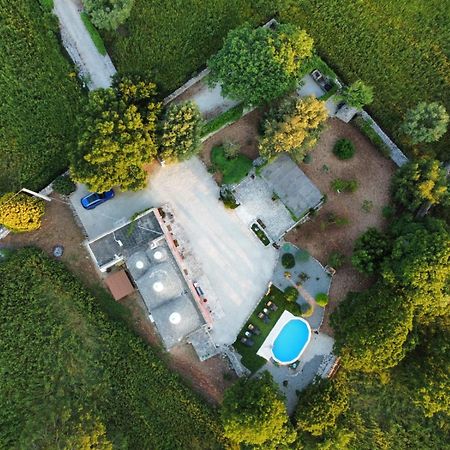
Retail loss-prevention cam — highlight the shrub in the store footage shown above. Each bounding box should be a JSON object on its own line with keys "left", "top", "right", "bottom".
{"left": 353, "top": 116, "right": 391, "bottom": 158}
{"left": 331, "top": 178, "right": 358, "bottom": 193}
{"left": 223, "top": 141, "right": 240, "bottom": 159}
{"left": 0, "top": 193, "right": 45, "bottom": 232}
{"left": 52, "top": 174, "right": 76, "bottom": 196}
{"left": 333, "top": 139, "right": 355, "bottom": 160}
{"left": 338, "top": 80, "right": 373, "bottom": 109}
{"left": 84, "top": 0, "right": 134, "bottom": 31}
{"left": 284, "top": 286, "right": 299, "bottom": 303}
{"left": 300, "top": 302, "right": 313, "bottom": 317}
{"left": 328, "top": 251, "right": 345, "bottom": 269}
{"left": 315, "top": 293, "right": 329, "bottom": 307}
{"left": 80, "top": 12, "right": 107, "bottom": 56}
{"left": 361, "top": 199, "right": 373, "bottom": 213}
{"left": 382, "top": 205, "right": 395, "bottom": 219}
{"left": 281, "top": 253, "right": 296, "bottom": 269}
{"left": 200, "top": 104, "right": 244, "bottom": 138}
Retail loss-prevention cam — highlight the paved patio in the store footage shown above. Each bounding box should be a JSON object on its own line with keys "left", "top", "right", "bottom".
{"left": 71, "top": 157, "right": 277, "bottom": 346}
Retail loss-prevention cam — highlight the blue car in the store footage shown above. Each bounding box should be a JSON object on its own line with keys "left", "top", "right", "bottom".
{"left": 80, "top": 189, "right": 115, "bottom": 210}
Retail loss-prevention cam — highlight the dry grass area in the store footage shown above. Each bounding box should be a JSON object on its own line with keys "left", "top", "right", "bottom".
{"left": 286, "top": 118, "right": 397, "bottom": 333}
{"left": 1, "top": 194, "right": 235, "bottom": 404}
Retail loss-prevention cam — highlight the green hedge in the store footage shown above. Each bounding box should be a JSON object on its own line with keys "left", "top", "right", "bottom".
{"left": 201, "top": 104, "right": 245, "bottom": 138}
{"left": 353, "top": 116, "right": 391, "bottom": 158}
{"left": 80, "top": 12, "right": 107, "bottom": 56}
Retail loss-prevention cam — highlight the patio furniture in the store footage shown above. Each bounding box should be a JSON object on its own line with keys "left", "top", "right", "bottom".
{"left": 257, "top": 312, "right": 270, "bottom": 324}
{"left": 289, "top": 361, "right": 300, "bottom": 370}
{"left": 266, "top": 301, "right": 278, "bottom": 312}
{"left": 263, "top": 307, "right": 271, "bottom": 315}
{"left": 244, "top": 331, "right": 253, "bottom": 338}
{"left": 248, "top": 323, "right": 261, "bottom": 335}
{"left": 240, "top": 336, "right": 254, "bottom": 347}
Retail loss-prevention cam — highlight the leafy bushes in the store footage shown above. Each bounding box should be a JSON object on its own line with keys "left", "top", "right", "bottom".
{"left": 331, "top": 178, "right": 358, "bottom": 193}
{"left": 333, "top": 138, "right": 355, "bottom": 160}
{"left": 281, "top": 253, "right": 295, "bottom": 269}
{"left": 0, "top": 193, "right": 45, "bottom": 232}
{"left": 80, "top": 12, "right": 107, "bottom": 55}
{"left": 211, "top": 146, "right": 252, "bottom": 184}
{"left": 284, "top": 286, "right": 299, "bottom": 303}
{"left": 0, "top": 248, "right": 223, "bottom": 449}
{"left": 208, "top": 24, "right": 313, "bottom": 105}
{"left": 353, "top": 116, "right": 391, "bottom": 158}
{"left": 352, "top": 228, "right": 391, "bottom": 275}
{"left": 52, "top": 174, "right": 77, "bottom": 196}
{"left": 328, "top": 251, "right": 345, "bottom": 269}
{"left": 315, "top": 293, "right": 329, "bottom": 307}
{"left": 201, "top": 104, "right": 244, "bottom": 138}
{"left": 84, "top": 0, "right": 134, "bottom": 31}
{"left": 159, "top": 102, "right": 202, "bottom": 162}
{"left": 0, "top": 1, "right": 83, "bottom": 192}
{"left": 338, "top": 80, "right": 373, "bottom": 110}
{"left": 300, "top": 302, "right": 313, "bottom": 317}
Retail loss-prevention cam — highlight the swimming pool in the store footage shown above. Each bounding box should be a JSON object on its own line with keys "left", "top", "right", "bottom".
{"left": 272, "top": 318, "right": 311, "bottom": 365}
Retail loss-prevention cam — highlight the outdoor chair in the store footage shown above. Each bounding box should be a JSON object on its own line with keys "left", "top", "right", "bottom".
{"left": 263, "top": 307, "right": 271, "bottom": 316}
{"left": 240, "top": 336, "right": 254, "bottom": 347}
{"left": 258, "top": 312, "right": 270, "bottom": 324}
{"left": 248, "top": 323, "right": 261, "bottom": 335}
{"left": 244, "top": 330, "right": 253, "bottom": 338}
{"left": 266, "top": 301, "right": 278, "bottom": 311}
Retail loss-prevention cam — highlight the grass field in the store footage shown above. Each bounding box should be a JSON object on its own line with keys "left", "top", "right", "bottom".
{"left": 211, "top": 146, "right": 253, "bottom": 184}
{"left": 103, "top": 0, "right": 276, "bottom": 95}
{"left": 0, "top": 1, "right": 83, "bottom": 193}
{"left": 281, "top": 0, "right": 450, "bottom": 160}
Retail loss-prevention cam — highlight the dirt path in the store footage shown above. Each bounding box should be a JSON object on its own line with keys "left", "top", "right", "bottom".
{"left": 53, "top": 0, "right": 116, "bottom": 89}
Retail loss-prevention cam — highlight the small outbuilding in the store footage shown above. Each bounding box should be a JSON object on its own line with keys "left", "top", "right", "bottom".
{"left": 105, "top": 270, "right": 135, "bottom": 301}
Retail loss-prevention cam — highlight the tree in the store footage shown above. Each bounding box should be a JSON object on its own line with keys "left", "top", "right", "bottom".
{"left": 331, "top": 283, "right": 414, "bottom": 372}
{"left": 208, "top": 24, "right": 313, "bottom": 106}
{"left": 84, "top": 0, "right": 134, "bottom": 31}
{"left": 400, "top": 101, "right": 449, "bottom": 144}
{"left": 391, "top": 158, "right": 449, "bottom": 212}
{"left": 351, "top": 228, "right": 391, "bottom": 275}
{"left": 381, "top": 217, "right": 450, "bottom": 322}
{"left": 159, "top": 102, "right": 202, "bottom": 162}
{"left": 259, "top": 96, "right": 328, "bottom": 159}
{"left": 221, "top": 371, "right": 296, "bottom": 448}
{"left": 0, "top": 193, "right": 45, "bottom": 232}
{"left": 338, "top": 80, "right": 373, "bottom": 109}
{"left": 71, "top": 77, "right": 161, "bottom": 192}
{"left": 295, "top": 376, "right": 350, "bottom": 436}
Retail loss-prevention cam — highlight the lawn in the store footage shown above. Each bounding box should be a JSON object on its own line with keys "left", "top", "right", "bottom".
{"left": 102, "top": 0, "right": 277, "bottom": 95}
{"left": 211, "top": 145, "right": 253, "bottom": 184}
{"left": 0, "top": 1, "right": 83, "bottom": 193}
{"left": 281, "top": 0, "right": 450, "bottom": 159}
{"left": 80, "top": 12, "right": 107, "bottom": 55}
{"left": 233, "top": 285, "right": 301, "bottom": 373}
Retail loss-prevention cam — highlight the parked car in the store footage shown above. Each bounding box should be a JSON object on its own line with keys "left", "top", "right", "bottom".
{"left": 80, "top": 189, "right": 115, "bottom": 210}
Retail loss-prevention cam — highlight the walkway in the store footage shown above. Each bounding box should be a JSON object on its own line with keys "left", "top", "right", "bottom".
{"left": 53, "top": 0, "right": 116, "bottom": 89}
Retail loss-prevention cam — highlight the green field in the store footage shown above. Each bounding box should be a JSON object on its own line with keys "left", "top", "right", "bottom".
{"left": 281, "top": 0, "right": 450, "bottom": 159}
{"left": 0, "top": 1, "right": 83, "bottom": 193}
{"left": 103, "top": 0, "right": 277, "bottom": 95}
{"left": 211, "top": 146, "right": 253, "bottom": 184}
{"left": 0, "top": 249, "right": 223, "bottom": 449}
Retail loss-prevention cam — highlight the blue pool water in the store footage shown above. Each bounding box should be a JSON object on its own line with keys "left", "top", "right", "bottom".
{"left": 272, "top": 319, "right": 311, "bottom": 364}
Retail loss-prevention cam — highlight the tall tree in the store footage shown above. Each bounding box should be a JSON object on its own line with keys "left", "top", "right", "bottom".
{"left": 84, "top": 0, "right": 134, "bottom": 30}
{"left": 159, "top": 102, "right": 202, "bottom": 162}
{"left": 400, "top": 102, "right": 449, "bottom": 144}
{"left": 259, "top": 96, "right": 328, "bottom": 159}
{"left": 391, "top": 158, "right": 449, "bottom": 212}
{"left": 338, "top": 80, "right": 374, "bottom": 109}
{"left": 71, "top": 77, "right": 161, "bottom": 192}
{"left": 208, "top": 24, "right": 313, "bottom": 106}
{"left": 0, "top": 193, "right": 45, "bottom": 232}
{"left": 221, "top": 371, "right": 296, "bottom": 449}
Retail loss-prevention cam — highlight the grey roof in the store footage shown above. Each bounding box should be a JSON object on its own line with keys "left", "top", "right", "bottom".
{"left": 151, "top": 294, "right": 204, "bottom": 348}
{"left": 88, "top": 210, "right": 163, "bottom": 268}
{"left": 261, "top": 154, "right": 322, "bottom": 218}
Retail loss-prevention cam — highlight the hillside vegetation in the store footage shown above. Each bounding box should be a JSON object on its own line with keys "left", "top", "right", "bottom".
{"left": 0, "top": 248, "right": 223, "bottom": 449}
{"left": 0, "top": 1, "right": 83, "bottom": 193}
{"left": 281, "top": 0, "right": 450, "bottom": 159}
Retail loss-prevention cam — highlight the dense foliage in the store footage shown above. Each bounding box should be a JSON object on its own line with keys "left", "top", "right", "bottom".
{"left": 103, "top": 0, "right": 280, "bottom": 95}
{"left": 280, "top": 0, "right": 450, "bottom": 159}
{"left": 281, "top": 252, "right": 295, "bottom": 269}
{"left": 71, "top": 76, "right": 161, "bottom": 192}
{"left": 338, "top": 80, "right": 373, "bottom": 110}
{"left": 259, "top": 96, "right": 328, "bottom": 159}
{"left": 400, "top": 102, "right": 449, "bottom": 144}
{"left": 0, "top": 249, "right": 223, "bottom": 449}
{"left": 160, "top": 102, "right": 202, "bottom": 162}
{"left": 332, "top": 138, "right": 355, "bottom": 160}
{"left": 208, "top": 24, "right": 313, "bottom": 105}
{"left": 52, "top": 174, "right": 77, "bottom": 196}
{"left": 284, "top": 286, "right": 299, "bottom": 303}
{"left": 84, "top": 0, "right": 134, "bottom": 31}
{"left": 221, "top": 372, "right": 296, "bottom": 449}
{"left": 0, "top": 193, "right": 45, "bottom": 232}
{"left": 391, "top": 158, "right": 449, "bottom": 212}
{"left": 0, "top": 0, "right": 82, "bottom": 192}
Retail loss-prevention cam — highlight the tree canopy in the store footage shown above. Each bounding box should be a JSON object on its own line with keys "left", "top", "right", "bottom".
{"left": 259, "top": 96, "right": 328, "bottom": 159}
{"left": 159, "top": 102, "right": 202, "bottom": 162}
{"left": 71, "top": 76, "right": 161, "bottom": 192}
{"left": 391, "top": 158, "right": 449, "bottom": 212}
{"left": 221, "top": 371, "right": 296, "bottom": 448}
{"left": 0, "top": 193, "right": 45, "bottom": 232}
{"left": 84, "top": 0, "right": 134, "bottom": 30}
{"left": 400, "top": 101, "right": 449, "bottom": 144}
{"left": 208, "top": 24, "right": 313, "bottom": 106}
{"left": 339, "top": 80, "right": 373, "bottom": 109}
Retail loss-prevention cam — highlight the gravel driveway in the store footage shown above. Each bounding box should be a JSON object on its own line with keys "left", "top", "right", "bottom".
{"left": 71, "top": 158, "right": 277, "bottom": 345}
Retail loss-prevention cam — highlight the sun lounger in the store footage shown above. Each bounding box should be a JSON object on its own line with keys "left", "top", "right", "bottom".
{"left": 257, "top": 312, "right": 270, "bottom": 324}
{"left": 240, "top": 336, "right": 254, "bottom": 347}
{"left": 266, "top": 301, "right": 278, "bottom": 311}
{"left": 248, "top": 323, "right": 261, "bottom": 335}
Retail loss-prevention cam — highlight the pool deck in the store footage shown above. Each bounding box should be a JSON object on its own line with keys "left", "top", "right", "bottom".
{"left": 256, "top": 310, "right": 311, "bottom": 363}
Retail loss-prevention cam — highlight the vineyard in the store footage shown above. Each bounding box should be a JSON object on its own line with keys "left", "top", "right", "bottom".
{"left": 0, "top": 249, "right": 223, "bottom": 449}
